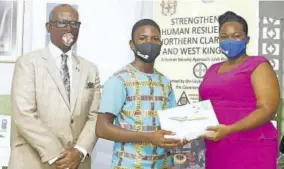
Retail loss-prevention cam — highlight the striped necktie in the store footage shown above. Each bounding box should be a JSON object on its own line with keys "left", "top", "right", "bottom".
{"left": 60, "top": 54, "right": 70, "bottom": 102}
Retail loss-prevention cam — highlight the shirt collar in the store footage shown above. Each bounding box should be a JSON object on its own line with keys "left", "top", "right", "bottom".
{"left": 49, "top": 43, "right": 72, "bottom": 59}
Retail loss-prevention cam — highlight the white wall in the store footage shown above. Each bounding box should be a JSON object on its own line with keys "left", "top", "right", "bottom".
{"left": 0, "top": 63, "right": 14, "bottom": 95}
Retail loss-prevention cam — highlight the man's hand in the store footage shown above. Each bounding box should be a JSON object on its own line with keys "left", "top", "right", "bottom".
{"left": 55, "top": 148, "right": 81, "bottom": 169}
{"left": 149, "top": 130, "right": 188, "bottom": 148}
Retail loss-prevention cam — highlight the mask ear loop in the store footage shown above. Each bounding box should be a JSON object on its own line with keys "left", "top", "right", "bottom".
{"left": 130, "top": 38, "right": 138, "bottom": 58}
{"left": 243, "top": 36, "right": 249, "bottom": 43}
{"left": 132, "top": 38, "right": 139, "bottom": 54}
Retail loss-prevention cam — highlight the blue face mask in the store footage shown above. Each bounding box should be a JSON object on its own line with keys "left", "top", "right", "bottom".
{"left": 219, "top": 37, "right": 248, "bottom": 58}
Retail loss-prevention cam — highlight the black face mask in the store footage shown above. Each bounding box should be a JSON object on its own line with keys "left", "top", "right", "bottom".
{"left": 133, "top": 42, "right": 162, "bottom": 63}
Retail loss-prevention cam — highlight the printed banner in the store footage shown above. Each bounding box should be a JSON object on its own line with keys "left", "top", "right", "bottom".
{"left": 153, "top": 0, "right": 259, "bottom": 168}
{"left": 154, "top": 0, "right": 259, "bottom": 105}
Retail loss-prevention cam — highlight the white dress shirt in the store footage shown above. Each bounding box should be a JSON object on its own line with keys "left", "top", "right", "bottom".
{"left": 48, "top": 43, "right": 87, "bottom": 164}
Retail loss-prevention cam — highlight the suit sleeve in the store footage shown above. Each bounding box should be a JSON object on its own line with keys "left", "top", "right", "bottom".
{"left": 11, "top": 59, "right": 65, "bottom": 163}
{"left": 75, "top": 64, "right": 101, "bottom": 155}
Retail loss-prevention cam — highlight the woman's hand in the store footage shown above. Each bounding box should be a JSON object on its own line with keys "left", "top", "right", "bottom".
{"left": 200, "top": 124, "right": 232, "bottom": 141}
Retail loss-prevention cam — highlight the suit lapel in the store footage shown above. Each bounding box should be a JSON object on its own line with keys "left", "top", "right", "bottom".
{"left": 43, "top": 47, "right": 71, "bottom": 110}
{"left": 71, "top": 55, "right": 83, "bottom": 113}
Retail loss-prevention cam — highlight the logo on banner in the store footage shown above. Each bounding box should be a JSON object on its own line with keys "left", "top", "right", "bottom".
{"left": 161, "top": 0, "right": 177, "bottom": 16}
{"left": 177, "top": 91, "right": 190, "bottom": 106}
{"left": 193, "top": 62, "right": 207, "bottom": 79}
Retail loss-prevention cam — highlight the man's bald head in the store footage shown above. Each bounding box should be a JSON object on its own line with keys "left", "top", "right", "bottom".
{"left": 49, "top": 4, "right": 79, "bottom": 21}
{"left": 46, "top": 4, "right": 80, "bottom": 53}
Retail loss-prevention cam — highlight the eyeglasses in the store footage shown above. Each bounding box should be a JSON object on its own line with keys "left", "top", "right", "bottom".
{"left": 49, "top": 20, "right": 81, "bottom": 29}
